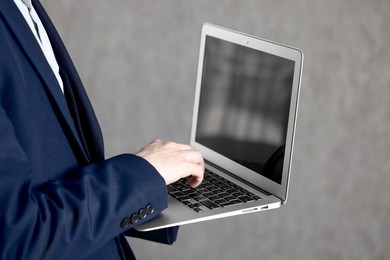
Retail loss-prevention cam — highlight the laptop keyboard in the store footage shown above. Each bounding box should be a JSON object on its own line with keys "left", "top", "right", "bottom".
{"left": 168, "top": 169, "right": 262, "bottom": 213}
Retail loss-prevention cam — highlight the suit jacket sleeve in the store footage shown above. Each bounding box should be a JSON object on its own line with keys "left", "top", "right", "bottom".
{"left": 0, "top": 102, "right": 168, "bottom": 259}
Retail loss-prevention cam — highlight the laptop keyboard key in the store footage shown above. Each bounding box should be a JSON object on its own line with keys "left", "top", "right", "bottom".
{"left": 200, "top": 199, "right": 219, "bottom": 209}
{"left": 238, "top": 195, "right": 254, "bottom": 203}
{"left": 193, "top": 207, "right": 203, "bottom": 213}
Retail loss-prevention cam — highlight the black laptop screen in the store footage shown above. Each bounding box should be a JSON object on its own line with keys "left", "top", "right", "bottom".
{"left": 195, "top": 36, "right": 295, "bottom": 184}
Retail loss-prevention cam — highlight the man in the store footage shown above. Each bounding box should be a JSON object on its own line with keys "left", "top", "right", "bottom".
{"left": 0, "top": 0, "right": 204, "bottom": 259}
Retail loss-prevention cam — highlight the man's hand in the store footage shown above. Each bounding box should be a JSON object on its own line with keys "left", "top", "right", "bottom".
{"left": 135, "top": 139, "right": 205, "bottom": 188}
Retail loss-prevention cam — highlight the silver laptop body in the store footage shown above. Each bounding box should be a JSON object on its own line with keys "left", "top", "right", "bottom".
{"left": 136, "top": 23, "right": 303, "bottom": 232}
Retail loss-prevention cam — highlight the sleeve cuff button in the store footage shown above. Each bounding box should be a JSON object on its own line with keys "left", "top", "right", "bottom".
{"left": 130, "top": 213, "right": 139, "bottom": 224}
{"left": 139, "top": 208, "right": 147, "bottom": 219}
{"left": 121, "top": 217, "right": 130, "bottom": 228}
{"left": 146, "top": 203, "right": 154, "bottom": 215}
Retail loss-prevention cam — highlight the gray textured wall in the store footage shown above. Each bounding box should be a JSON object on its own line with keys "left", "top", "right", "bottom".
{"left": 41, "top": 0, "right": 390, "bottom": 259}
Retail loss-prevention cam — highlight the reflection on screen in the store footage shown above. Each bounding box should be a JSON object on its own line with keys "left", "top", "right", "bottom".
{"left": 196, "top": 36, "right": 295, "bottom": 184}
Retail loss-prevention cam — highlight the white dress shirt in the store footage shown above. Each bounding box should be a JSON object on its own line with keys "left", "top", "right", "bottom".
{"left": 13, "top": 0, "right": 64, "bottom": 93}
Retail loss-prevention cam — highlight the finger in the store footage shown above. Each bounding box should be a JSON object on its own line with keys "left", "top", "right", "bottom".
{"left": 150, "top": 138, "right": 162, "bottom": 144}
{"left": 184, "top": 163, "right": 204, "bottom": 188}
{"left": 188, "top": 176, "right": 203, "bottom": 188}
{"left": 182, "top": 149, "right": 204, "bottom": 164}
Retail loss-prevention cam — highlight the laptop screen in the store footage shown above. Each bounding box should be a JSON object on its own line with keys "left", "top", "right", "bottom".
{"left": 195, "top": 36, "right": 295, "bottom": 184}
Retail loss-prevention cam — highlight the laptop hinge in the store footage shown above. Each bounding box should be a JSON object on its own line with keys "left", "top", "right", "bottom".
{"left": 204, "top": 159, "right": 272, "bottom": 197}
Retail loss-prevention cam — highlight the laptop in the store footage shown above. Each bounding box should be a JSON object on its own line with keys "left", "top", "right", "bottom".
{"left": 136, "top": 23, "right": 303, "bottom": 231}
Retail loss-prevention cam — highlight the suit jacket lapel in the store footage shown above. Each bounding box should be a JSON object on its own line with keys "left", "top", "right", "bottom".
{"left": 33, "top": 0, "right": 105, "bottom": 162}
{"left": 0, "top": 0, "right": 90, "bottom": 163}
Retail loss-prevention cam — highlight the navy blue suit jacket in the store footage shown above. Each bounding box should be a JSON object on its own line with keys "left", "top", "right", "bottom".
{"left": 0, "top": 0, "right": 178, "bottom": 259}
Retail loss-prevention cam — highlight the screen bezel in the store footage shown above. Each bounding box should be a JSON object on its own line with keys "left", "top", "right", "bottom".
{"left": 190, "top": 24, "right": 303, "bottom": 202}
